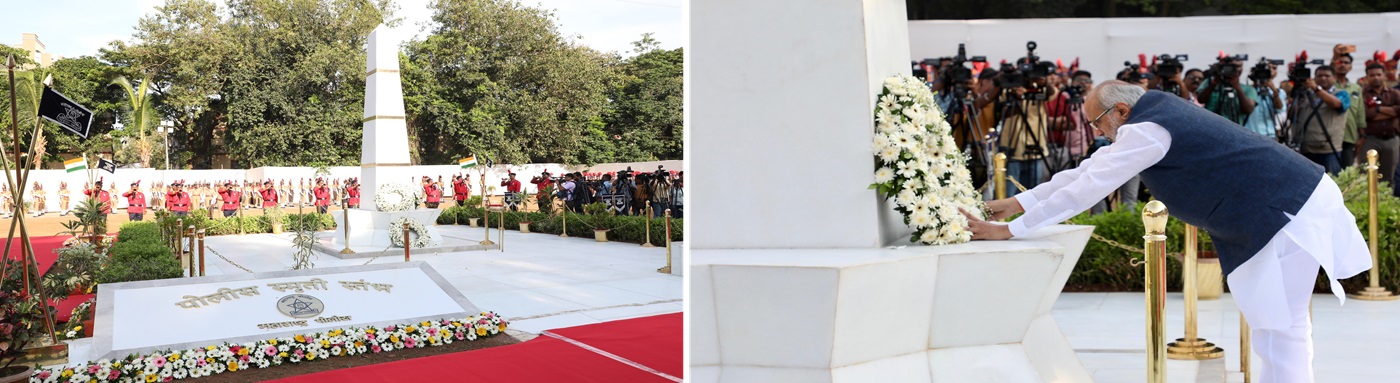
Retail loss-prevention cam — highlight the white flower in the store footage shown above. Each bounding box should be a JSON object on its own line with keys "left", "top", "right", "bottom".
{"left": 891, "top": 130, "right": 916, "bottom": 150}
{"left": 920, "top": 230, "right": 940, "bottom": 243}
{"left": 874, "top": 168, "right": 895, "bottom": 184}
{"left": 174, "top": 369, "right": 188, "bottom": 379}
{"left": 878, "top": 146, "right": 901, "bottom": 163}
{"left": 872, "top": 134, "right": 892, "bottom": 153}
{"left": 895, "top": 189, "right": 918, "bottom": 207}
{"left": 896, "top": 161, "right": 919, "bottom": 178}
{"left": 902, "top": 178, "right": 921, "bottom": 191}
{"left": 910, "top": 211, "right": 933, "bottom": 228}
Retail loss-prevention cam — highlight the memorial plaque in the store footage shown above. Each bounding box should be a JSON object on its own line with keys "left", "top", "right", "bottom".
{"left": 93, "top": 262, "right": 482, "bottom": 360}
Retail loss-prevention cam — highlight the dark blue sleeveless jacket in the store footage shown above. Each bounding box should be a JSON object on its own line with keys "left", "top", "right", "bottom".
{"left": 1128, "top": 90, "right": 1323, "bottom": 276}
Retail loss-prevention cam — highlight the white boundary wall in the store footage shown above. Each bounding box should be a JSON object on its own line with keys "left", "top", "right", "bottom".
{"left": 1, "top": 160, "right": 681, "bottom": 212}
{"left": 909, "top": 13, "right": 1400, "bottom": 85}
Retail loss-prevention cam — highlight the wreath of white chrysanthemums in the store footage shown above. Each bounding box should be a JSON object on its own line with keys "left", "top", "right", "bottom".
{"left": 374, "top": 183, "right": 421, "bottom": 212}
{"left": 389, "top": 217, "right": 436, "bottom": 248}
{"left": 868, "top": 75, "right": 985, "bottom": 245}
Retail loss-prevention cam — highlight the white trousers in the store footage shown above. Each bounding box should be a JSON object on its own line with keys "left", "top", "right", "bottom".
{"left": 1231, "top": 242, "right": 1319, "bottom": 383}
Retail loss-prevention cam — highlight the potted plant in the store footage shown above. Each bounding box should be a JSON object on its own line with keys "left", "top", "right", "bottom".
{"left": 464, "top": 196, "right": 483, "bottom": 226}
{"left": 60, "top": 198, "right": 108, "bottom": 249}
{"left": 1197, "top": 230, "right": 1223, "bottom": 300}
{"left": 40, "top": 242, "right": 105, "bottom": 300}
{"left": 264, "top": 206, "right": 286, "bottom": 234}
{"left": 0, "top": 289, "right": 42, "bottom": 382}
{"left": 584, "top": 202, "right": 611, "bottom": 242}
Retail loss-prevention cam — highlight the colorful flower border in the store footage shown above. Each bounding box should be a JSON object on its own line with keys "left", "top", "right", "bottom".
{"left": 869, "top": 75, "right": 984, "bottom": 245}
{"left": 31, "top": 311, "right": 509, "bottom": 383}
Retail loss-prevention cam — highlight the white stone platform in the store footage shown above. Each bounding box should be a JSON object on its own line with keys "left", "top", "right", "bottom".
{"left": 56, "top": 225, "right": 681, "bottom": 367}
{"left": 691, "top": 225, "right": 1094, "bottom": 383}
{"left": 315, "top": 227, "right": 497, "bottom": 259}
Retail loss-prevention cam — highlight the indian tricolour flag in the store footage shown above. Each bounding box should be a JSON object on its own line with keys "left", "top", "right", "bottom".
{"left": 460, "top": 156, "right": 477, "bottom": 169}
{"left": 64, "top": 157, "right": 87, "bottom": 173}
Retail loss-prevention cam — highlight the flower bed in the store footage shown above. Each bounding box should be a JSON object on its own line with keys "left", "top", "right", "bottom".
{"left": 32, "top": 312, "right": 509, "bottom": 383}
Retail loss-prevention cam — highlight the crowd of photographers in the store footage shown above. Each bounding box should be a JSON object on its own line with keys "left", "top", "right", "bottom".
{"left": 429, "top": 167, "right": 684, "bottom": 219}
{"left": 919, "top": 42, "right": 1400, "bottom": 211}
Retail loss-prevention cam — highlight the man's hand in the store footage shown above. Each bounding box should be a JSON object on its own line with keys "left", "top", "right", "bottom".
{"left": 984, "top": 198, "right": 1024, "bottom": 221}
{"left": 960, "top": 208, "right": 1013, "bottom": 240}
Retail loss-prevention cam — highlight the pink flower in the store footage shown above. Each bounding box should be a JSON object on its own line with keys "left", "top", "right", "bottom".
{"left": 385, "top": 326, "right": 396, "bottom": 332}
{"left": 366, "top": 334, "right": 375, "bottom": 341}
{"left": 371, "top": 345, "right": 381, "bottom": 353}
{"left": 240, "top": 355, "right": 251, "bottom": 363}
{"left": 37, "top": 371, "right": 51, "bottom": 379}
{"left": 405, "top": 338, "right": 417, "bottom": 348}
{"left": 294, "top": 349, "right": 304, "bottom": 357}
{"left": 427, "top": 328, "right": 438, "bottom": 336}
{"left": 109, "top": 370, "right": 121, "bottom": 380}
{"left": 164, "top": 377, "right": 174, "bottom": 382}
{"left": 197, "top": 359, "right": 207, "bottom": 367}
{"left": 152, "top": 357, "right": 166, "bottom": 368}
{"left": 88, "top": 364, "right": 102, "bottom": 374}
{"left": 229, "top": 345, "right": 241, "bottom": 353}
{"left": 455, "top": 331, "right": 465, "bottom": 340}
{"left": 265, "top": 346, "right": 277, "bottom": 356}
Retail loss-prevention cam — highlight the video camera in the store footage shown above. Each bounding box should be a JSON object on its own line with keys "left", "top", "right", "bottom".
{"left": 1121, "top": 61, "right": 1153, "bottom": 83}
{"left": 1154, "top": 54, "right": 1188, "bottom": 80}
{"left": 1288, "top": 51, "right": 1324, "bottom": 87}
{"left": 997, "top": 41, "right": 1056, "bottom": 93}
{"left": 1204, "top": 54, "right": 1249, "bottom": 82}
{"left": 1250, "top": 57, "right": 1285, "bottom": 82}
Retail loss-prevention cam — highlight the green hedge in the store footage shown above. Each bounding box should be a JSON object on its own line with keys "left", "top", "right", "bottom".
{"left": 1065, "top": 167, "right": 1400, "bottom": 293}
{"left": 100, "top": 222, "right": 182, "bottom": 284}
{"left": 155, "top": 210, "right": 336, "bottom": 238}
{"left": 439, "top": 208, "right": 684, "bottom": 244}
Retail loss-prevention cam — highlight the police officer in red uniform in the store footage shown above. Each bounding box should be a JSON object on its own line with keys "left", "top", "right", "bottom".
{"left": 314, "top": 178, "right": 331, "bottom": 214}
{"left": 346, "top": 178, "right": 361, "bottom": 208}
{"left": 219, "top": 181, "right": 241, "bottom": 217}
{"left": 167, "top": 181, "right": 191, "bottom": 217}
{"left": 452, "top": 174, "right": 470, "bottom": 206}
{"left": 260, "top": 180, "right": 279, "bottom": 208}
{"left": 423, "top": 176, "right": 442, "bottom": 208}
{"left": 530, "top": 170, "right": 554, "bottom": 211}
{"left": 122, "top": 181, "right": 147, "bottom": 221}
{"left": 84, "top": 179, "right": 113, "bottom": 215}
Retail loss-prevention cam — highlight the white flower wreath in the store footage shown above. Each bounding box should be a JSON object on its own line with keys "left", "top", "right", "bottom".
{"left": 374, "top": 183, "right": 421, "bottom": 212}
{"left": 389, "top": 217, "right": 436, "bottom": 248}
{"left": 869, "top": 75, "right": 984, "bottom": 245}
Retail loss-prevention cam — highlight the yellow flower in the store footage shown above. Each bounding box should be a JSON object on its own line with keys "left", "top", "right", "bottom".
{"left": 269, "top": 339, "right": 278, "bottom": 345}
{"left": 89, "top": 379, "right": 97, "bottom": 383}
{"left": 207, "top": 345, "right": 217, "bottom": 351}
{"left": 74, "top": 325, "right": 83, "bottom": 331}
{"left": 279, "top": 352, "right": 288, "bottom": 358}
{"left": 320, "top": 340, "right": 330, "bottom": 348}
{"left": 406, "top": 326, "right": 416, "bottom": 334}
{"left": 228, "top": 361, "right": 239, "bottom": 371}
{"left": 366, "top": 329, "right": 376, "bottom": 335}
{"left": 420, "top": 321, "right": 430, "bottom": 327}
{"left": 428, "top": 337, "right": 437, "bottom": 344}
{"left": 389, "top": 335, "right": 399, "bottom": 343}
{"left": 354, "top": 341, "right": 364, "bottom": 348}
{"left": 169, "top": 353, "right": 180, "bottom": 361}
{"left": 206, "top": 357, "right": 214, "bottom": 364}
{"left": 476, "top": 327, "right": 487, "bottom": 336}
{"left": 113, "top": 362, "right": 121, "bottom": 368}
{"left": 498, "top": 323, "right": 507, "bottom": 331}
{"left": 61, "top": 370, "right": 74, "bottom": 378}
{"left": 240, "top": 348, "right": 250, "bottom": 356}
{"left": 295, "top": 334, "right": 306, "bottom": 343}
{"left": 306, "top": 352, "right": 316, "bottom": 361}
{"left": 145, "top": 374, "right": 157, "bottom": 383}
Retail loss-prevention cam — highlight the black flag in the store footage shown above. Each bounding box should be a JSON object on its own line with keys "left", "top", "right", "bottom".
{"left": 97, "top": 158, "right": 116, "bottom": 174}
{"left": 38, "top": 86, "right": 93, "bottom": 138}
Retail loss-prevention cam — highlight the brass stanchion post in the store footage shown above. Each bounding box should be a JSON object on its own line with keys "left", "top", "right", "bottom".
{"left": 176, "top": 218, "right": 186, "bottom": 275}
{"left": 403, "top": 222, "right": 411, "bottom": 262}
{"left": 1142, "top": 200, "right": 1168, "bottom": 383}
{"left": 994, "top": 153, "right": 1007, "bottom": 200}
{"left": 340, "top": 199, "right": 354, "bottom": 255}
{"left": 1240, "top": 314, "right": 1251, "bottom": 383}
{"left": 197, "top": 229, "right": 206, "bottom": 277}
{"left": 560, "top": 207, "right": 568, "bottom": 238}
{"left": 480, "top": 174, "right": 494, "bottom": 245}
{"left": 498, "top": 207, "right": 504, "bottom": 252}
{"left": 1349, "top": 149, "right": 1397, "bottom": 300}
{"left": 186, "top": 225, "right": 196, "bottom": 277}
{"left": 1168, "top": 224, "right": 1224, "bottom": 359}
{"left": 658, "top": 209, "right": 672, "bottom": 274}
{"left": 642, "top": 205, "right": 655, "bottom": 248}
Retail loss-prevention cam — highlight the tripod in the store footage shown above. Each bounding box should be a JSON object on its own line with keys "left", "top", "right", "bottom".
{"left": 1208, "top": 84, "right": 1245, "bottom": 124}
{"left": 995, "top": 88, "right": 1054, "bottom": 189}
{"left": 945, "top": 89, "right": 993, "bottom": 190}
{"left": 1247, "top": 82, "right": 1281, "bottom": 142}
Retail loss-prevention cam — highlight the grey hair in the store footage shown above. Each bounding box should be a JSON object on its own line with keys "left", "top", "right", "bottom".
{"left": 1092, "top": 80, "right": 1146, "bottom": 112}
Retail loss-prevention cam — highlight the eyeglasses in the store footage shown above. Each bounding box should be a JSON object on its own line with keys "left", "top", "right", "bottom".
{"left": 1088, "top": 107, "right": 1113, "bottom": 132}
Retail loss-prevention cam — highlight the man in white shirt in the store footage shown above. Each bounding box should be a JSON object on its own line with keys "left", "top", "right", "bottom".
{"left": 963, "top": 80, "right": 1371, "bottom": 383}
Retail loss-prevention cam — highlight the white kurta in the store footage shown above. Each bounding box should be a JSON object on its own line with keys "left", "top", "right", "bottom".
{"left": 1004, "top": 121, "right": 1372, "bottom": 331}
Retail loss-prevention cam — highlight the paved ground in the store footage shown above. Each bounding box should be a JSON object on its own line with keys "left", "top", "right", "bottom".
{"left": 1056, "top": 292, "right": 1400, "bottom": 383}
{"left": 196, "top": 224, "right": 683, "bottom": 334}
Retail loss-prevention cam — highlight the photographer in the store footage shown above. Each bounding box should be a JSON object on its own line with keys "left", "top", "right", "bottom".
{"left": 1362, "top": 63, "right": 1400, "bottom": 195}
{"left": 1047, "top": 71, "right": 1093, "bottom": 171}
{"left": 1289, "top": 65, "right": 1349, "bottom": 175}
{"left": 650, "top": 168, "right": 672, "bottom": 218}
{"left": 1196, "top": 56, "right": 1258, "bottom": 125}
{"left": 1183, "top": 69, "right": 1205, "bottom": 106}
{"left": 1147, "top": 55, "right": 1192, "bottom": 100}
{"left": 669, "top": 172, "right": 683, "bottom": 218}
{"left": 996, "top": 62, "right": 1057, "bottom": 194}
{"left": 1245, "top": 59, "right": 1287, "bottom": 139}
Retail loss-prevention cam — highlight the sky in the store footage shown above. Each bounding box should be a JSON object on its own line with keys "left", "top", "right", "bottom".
{"left": 2, "top": 0, "right": 683, "bottom": 60}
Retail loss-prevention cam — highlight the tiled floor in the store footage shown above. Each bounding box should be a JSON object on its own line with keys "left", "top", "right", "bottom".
{"left": 1055, "top": 292, "right": 1400, "bottom": 383}
{"left": 199, "top": 225, "right": 683, "bottom": 333}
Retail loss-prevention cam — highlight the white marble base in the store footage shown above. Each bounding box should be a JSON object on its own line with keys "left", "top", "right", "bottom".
{"left": 668, "top": 242, "right": 684, "bottom": 277}
{"left": 331, "top": 208, "right": 442, "bottom": 249}
{"left": 691, "top": 225, "right": 1095, "bottom": 383}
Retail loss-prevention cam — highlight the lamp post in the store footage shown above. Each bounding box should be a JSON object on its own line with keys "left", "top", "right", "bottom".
{"left": 111, "top": 121, "right": 123, "bottom": 161}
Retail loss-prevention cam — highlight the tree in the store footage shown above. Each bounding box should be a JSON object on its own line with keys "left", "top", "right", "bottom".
{"left": 403, "top": 0, "right": 613, "bottom": 165}
{"left": 112, "top": 75, "right": 158, "bottom": 167}
{"left": 602, "top": 36, "right": 683, "bottom": 162}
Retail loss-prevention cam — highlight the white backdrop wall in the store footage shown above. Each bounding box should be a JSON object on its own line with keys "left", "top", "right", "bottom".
{"left": 1, "top": 160, "right": 681, "bottom": 213}
{"left": 908, "top": 13, "right": 1400, "bottom": 85}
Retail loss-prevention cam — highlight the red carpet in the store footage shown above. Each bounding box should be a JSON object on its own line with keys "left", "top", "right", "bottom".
{"left": 53, "top": 294, "right": 94, "bottom": 323}
{"left": 2, "top": 235, "right": 68, "bottom": 274}
{"left": 270, "top": 313, "right": 682, "bottom": 383}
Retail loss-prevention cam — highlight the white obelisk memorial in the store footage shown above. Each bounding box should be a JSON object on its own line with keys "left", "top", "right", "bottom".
{"left": 690, "top": 1, "right": 1093, "bottom": 382}
{"left": 330, "top": 25, "right": 443, "bottom": 250}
